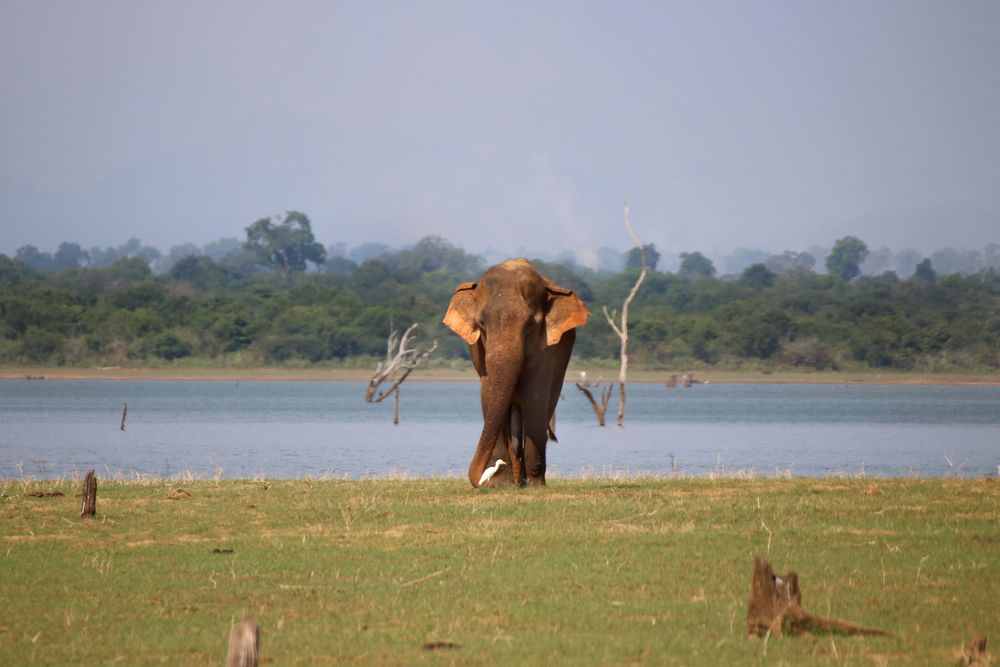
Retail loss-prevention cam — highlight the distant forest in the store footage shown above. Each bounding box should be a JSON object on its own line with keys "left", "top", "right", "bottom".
{"left": 3, "top": 211, "right": 999, "bottom": 371}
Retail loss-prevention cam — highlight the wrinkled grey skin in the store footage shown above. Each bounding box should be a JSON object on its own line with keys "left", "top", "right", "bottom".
{"left": 443, "top": 259, "right": 589, "bottom": 488}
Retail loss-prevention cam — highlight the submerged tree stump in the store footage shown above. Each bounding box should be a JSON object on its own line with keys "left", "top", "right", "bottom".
{"left": 226, "top": 619, "right": 259, "bottom": 667}
{"left": 80, "top": 470, "right": 97, "bottom": 518}
{"left": 576, "top": 382, "right": 612, "bottom": 426}
{"left": 746, "top": 556, "right": 891, "bottom": 638}
{"left": 365, "top": 323, "right": 436, "bottom": 424}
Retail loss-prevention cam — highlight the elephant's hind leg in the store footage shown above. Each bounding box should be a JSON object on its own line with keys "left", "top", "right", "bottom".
{"left": 508, "top": 404, "right": 525, "bottom": 487}
{"left": 522, "top": 411, "right": 548, "bottom": 486}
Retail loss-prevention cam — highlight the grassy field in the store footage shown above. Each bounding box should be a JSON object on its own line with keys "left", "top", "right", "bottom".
{"left": 1, "top": 477, "right": 997, "bottom": 665}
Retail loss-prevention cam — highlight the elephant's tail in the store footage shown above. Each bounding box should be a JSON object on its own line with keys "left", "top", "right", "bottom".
{"left": 547, "top": 425, "right": 558, "bottom": 442}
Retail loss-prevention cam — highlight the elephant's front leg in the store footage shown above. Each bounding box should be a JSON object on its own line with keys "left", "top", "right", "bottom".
{"left": 481, "top": 415, "right": 517, "bottom": 487}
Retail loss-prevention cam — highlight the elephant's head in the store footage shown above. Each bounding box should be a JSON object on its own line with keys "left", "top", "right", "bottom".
{"left": 443, "top": 259, "right": 589, "bottom": 487}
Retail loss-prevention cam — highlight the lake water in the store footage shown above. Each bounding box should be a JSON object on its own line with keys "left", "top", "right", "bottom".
{"left": 0, "top": 380, "right": 997, "bottom": 480}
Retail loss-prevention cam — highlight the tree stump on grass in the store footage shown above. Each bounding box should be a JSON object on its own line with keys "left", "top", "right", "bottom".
{"left": 746, "top": 555, "right": 891, "bottom": 638}
{"left": 80, "top": 470, "right": 97, "bottom": 518}
{"left": 747, "top": 555, "right": 800, "bottom": 637}
{"left": 226, "top": 619, "right": 259, "bottom": 667}
{"left": 963, "top": 635, "right": 988, "bottom": 666}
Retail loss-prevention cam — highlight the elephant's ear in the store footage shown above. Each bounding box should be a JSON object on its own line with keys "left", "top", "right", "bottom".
{"left": 544, "top": 283, "right": 590, "bottom": 346}
{"left": 443, "top": 282, "right": 480, "bottom": 345}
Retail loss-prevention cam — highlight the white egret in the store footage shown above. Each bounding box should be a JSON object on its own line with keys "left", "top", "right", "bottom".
{"left": 478, "top": 459, "right": 507, "bottom": 486}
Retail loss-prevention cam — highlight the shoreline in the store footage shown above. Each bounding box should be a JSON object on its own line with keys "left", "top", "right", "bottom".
{"left": 2, "top": 365, "right": 998, "bottom": 386}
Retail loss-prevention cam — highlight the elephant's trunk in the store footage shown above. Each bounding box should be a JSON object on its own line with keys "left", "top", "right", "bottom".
{"left": 468, "top": 345, "right": 522, "bottom": 488}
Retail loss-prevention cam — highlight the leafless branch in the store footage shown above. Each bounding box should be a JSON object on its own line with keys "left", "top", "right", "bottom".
{"left": 365, "top": 323, "right": 437, "bottom": 410}
{"left": 602, "top": 306, "right": 623, "bottom": 338}
{"left": 603, "top": 201, "right": 647, "bottom": 426}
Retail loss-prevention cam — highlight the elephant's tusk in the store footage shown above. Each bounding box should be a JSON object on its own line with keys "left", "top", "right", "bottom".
{"left": 478, "top": 459, "right": 507, "bottom": 486}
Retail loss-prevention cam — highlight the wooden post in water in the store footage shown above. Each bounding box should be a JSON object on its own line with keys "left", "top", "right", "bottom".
{"left": 80, "top": 470, "right": 97, "bottom": 518}
{"left": 120, "top": 402, "right": 128, "bottom": 431}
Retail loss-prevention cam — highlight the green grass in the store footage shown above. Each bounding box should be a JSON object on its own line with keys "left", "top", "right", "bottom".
{"left": 1, "top": 476, "right": 997, "bottom": 665}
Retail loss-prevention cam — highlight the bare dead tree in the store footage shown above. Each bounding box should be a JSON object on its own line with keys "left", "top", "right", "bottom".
{"left": 366, "top": 323, "right": 437, "bottom": 424}
{"left": 575, "top": 375, "right": 613, "bottom": 426}
{"left": 120, "top": 402, "right": 128, "bottom": 431}
{"left": 602, "top": 201, "right": 647, "bottom": 427}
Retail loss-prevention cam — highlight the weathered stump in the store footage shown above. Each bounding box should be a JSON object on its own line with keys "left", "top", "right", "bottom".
{"left": 80, "top": 470, "right": 97, "bottom": 518}
{"left": 747, "top": 555, "right": 803, "bottom": 636}
{"left": 226, "top": 619, "right": 259, "bottom": 667}
{"left": 747, "top": 556, "right": 891, "bottom": 638}
{"left": 963, "top": 635, "right": 988, "bottom": 666}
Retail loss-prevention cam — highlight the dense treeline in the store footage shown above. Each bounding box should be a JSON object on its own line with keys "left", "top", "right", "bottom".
{"left": 2, "top": 229, "right": 999, "bottom": 371}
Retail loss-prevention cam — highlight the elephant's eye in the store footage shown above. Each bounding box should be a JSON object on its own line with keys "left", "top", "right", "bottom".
{"left": 476, "top": 318, "right": 486, "bottom": 330}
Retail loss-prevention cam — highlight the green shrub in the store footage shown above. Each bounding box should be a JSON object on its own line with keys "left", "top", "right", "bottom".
{"left": 150, "top": 332, "right": 192, "bottom": 360}
{"left": 779, "top": 338, "right": 838, "bottom": 370}
{"left": 19, "top": 327, "right": 65, "bottom": 362}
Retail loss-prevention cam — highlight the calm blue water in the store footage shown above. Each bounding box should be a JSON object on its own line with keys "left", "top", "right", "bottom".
{"left": 0, "top": 381, "right": 997, "bottom": 479}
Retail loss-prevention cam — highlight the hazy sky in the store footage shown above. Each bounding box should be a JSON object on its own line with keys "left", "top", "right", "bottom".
{"left": 2, "top": 1, "right": 998, "bottom": 264}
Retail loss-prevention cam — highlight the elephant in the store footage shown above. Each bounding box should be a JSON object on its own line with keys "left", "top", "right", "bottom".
{"left": 443, "top": 258, "right": 590, "bottom": 488}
